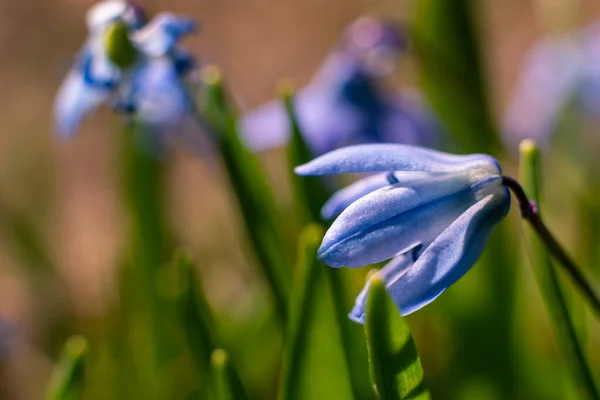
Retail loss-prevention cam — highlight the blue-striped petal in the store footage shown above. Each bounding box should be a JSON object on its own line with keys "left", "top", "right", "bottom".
{"left": 54, "top": 48, "right": 119, "bottom": 139}
{"left": 295, "top": 144, "right": 501, "bottom": 176}
{"left": 319, "top": 170, "right": 501, "bottom": 267}
{"left": 385, "top": 190, "right": 509, "bottom": 316}
{"left": 348, "top": 248, "right": 418, "bottom": 323}
{"left": 321, "top": 171, "right": 435, "bottom": 220}
{"left": 133, "top": 13, "right": 197, "bottom": 57}
{"left": 126, "top": 57, "right": 192, "bottom": 132}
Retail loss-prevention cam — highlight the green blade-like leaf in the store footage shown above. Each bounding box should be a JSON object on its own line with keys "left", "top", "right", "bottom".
{"left": 412, "top": 0, "right": 499, "bottom": 155}
{"left": 364, "top": 277, "right": 430, "bottom": 400}
{"left": 278, "top": 224, "right": 324, "bottom": 400}
{"left": 280, "top": 83, "right": 330, "bottom": 222}
{"left": 210, "top": 349, "right": 249, "bottom": 400}
{"left": 45, "top": 336, "right": 88, "bottom": 400}
{"left": 167, "top": 249, "right": 216, "bottom": 376}
{"left": 519, "top": 140, "right": 600, "bottom": 400}
{"left": 282, "top": 84, "right": 372, "bottom": 400}
{"left": 201, "top": 66, "right": 290, "bottom": 322}
{"left": 116, "top": 125, "right": 175, "bottom": 398}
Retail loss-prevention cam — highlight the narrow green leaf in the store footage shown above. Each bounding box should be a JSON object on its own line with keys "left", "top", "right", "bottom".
{"left": 210, "top": 349, "right": 249, "bottom": 400}
{"left": 167, "top": 249, "right": 216, "bottom": 375}
{"left": 45, "top": 336, "right": 88, "bottom": 400}
{"left": 278, "top": 224, "right": 324, "bottom": 400}
{"left": 280, "top": 82, "right": 330, "bottom": 222}
{"left": 201, "top": 66, "right": 290, "bottom": 322}
{"left": 117, "top": 125, "right": 175, "bottom": 398}
{"left": 519, "top": 140, "right": 600, "bottom": 400}
{"left": 364, "top": 277, "right": 430, "bottom": 400}
{"left": 282, "top": 85, "right": 372, "bottom": 399}
{"left": 412, "top": 0, "right": 499, "bottom": 154}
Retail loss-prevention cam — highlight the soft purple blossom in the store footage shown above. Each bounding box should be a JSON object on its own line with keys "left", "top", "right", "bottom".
{"left": 296, "top": 144, "right": 510, "bottom": 319}
{"left": 504, "top": 21, "right": 600, "bottom": 146}
{"left": 240, "top": 17, "right": 441, "bottom": 156}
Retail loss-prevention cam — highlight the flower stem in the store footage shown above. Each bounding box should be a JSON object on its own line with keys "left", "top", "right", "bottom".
{"left": 502, "top": 175, "right": 600, "bottom": 318}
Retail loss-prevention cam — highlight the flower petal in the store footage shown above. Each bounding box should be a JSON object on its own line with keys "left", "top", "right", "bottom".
{"left": 86, "top": 0, "right": 128, "bottom": 33}
{"left": 321, "top": 171, "right": 434, "bottom": 220}
{"left": 503, "top": 35, "right": 582, "bottom": 146}
{"left": 126, "top": 57, "right": 191, "bottom": 132}
{"left": 319, "top": 172, "right": 492, "bottom": 268}
{"left": 54, "top": 50, "right": 118, "bottom": 139}
{"left": 295, "top": 144, "right": 501, "bottom": 176}
{"left": 384, "top": 190, "right": 510, "bottom": 316}
{"left": 348, "top": 247, "right": 419, "bottom": 323}
{"left": 239, "top": 99, "right": 290, "bottom": 152}
{"left": 133, "top": 13, "right": 197, "bottom": 57}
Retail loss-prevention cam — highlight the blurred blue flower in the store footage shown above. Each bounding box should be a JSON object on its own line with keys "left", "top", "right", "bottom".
{"left": 295, "top": 144, "right": 510, "bottom": 319}
{"left": 240, "top": 17, "right": 440, "bottom": 156}
{"left": 117, "top": 14, "right": 199, "bottom": 134}
{"left": 54, "top": 2, "right": 201, "bottom": 144}
{"left": 0, "top": 318, "right": 16, "bottom": 360}
{"left": 54, "top": 0, "right": 147, "bottom": 138}
{"left": 504, "top": 21, "right": 600, "bottom": 146}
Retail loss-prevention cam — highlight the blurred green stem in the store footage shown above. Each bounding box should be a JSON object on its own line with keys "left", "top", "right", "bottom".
{"left": 278, "top": 224, "right": 324, "bottom": 400}
{"left": 202, "top": 67, "right": 290, "bottom": 323}
{"left": 517, "top": 140, "right": 599, "bottom": 400}
{"left": 210, "top": 349, "right": 249, "bottom": 400}
{"left": 45, "top": 336, "right": 88, "bottom": 400}
{"left": 282, "top": 87, "right": 372, "bottom": 400}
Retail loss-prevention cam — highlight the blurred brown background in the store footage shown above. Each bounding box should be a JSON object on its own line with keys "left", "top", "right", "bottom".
{"left": 0, "top": 0, "right": 600, "bottom": 397}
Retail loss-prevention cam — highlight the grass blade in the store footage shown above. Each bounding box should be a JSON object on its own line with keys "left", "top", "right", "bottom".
{"left": 201, "top": 66, "right": 290, "bottom": 323}
{"left": 45, "top": 336, "right": 88, "bottom": 400}
{"left": 364, "top": 277, "right": 430, "bottom": 400}
{"left": 210, "top": 349, "right": 249, "bottom": 400}
{"left": 519, "top": 140, "right": 599, "bottom": 400}
{"left": 282, "top": 86, "right": 372, "bottom": 399}
{"left": 278, "top": 224, "right": 324, "bottom": 400}
{"left": 412, "top": 0, "right": 499, "bottom": 154}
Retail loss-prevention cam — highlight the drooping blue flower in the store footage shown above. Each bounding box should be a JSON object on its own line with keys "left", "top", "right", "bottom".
{"left": 54, "top": 3, "right": 203, "bottom": 145}
{"left": 239, "top": 17, "right": 441, "bottom": 156}
{"left": 504, "top": 21, "right": 600, "bottom": 146}
{"left": 54, "top": 0, "right": 146, "bottom": 138}
{"left": 295, "top": 144, "right": 510, "bottom": 319}
{"left": 118, "top": 13, "right": 199, "bottom": 133}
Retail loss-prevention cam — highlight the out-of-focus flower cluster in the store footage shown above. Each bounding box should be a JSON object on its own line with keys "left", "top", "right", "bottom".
{"left": 240, "top": 17, "right": 442, "bottom": 157}
{"left": 54, "top": 0, "right": 199, "bottom": 141}
{"left": 505, "top": 21, "right": 600, "bottom": 146}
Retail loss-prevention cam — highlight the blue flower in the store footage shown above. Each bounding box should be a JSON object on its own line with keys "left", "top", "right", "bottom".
{"left": 295, "top": 144, "right": 510, "bottom": 319}
{"left": 239, "top": 17, "right": 440, "bottom": 156}
{"left": 54, "top": 1, "right": 146, "bottom": 138}
{"left": 53, "top": 3, "right": 201, "bottom": 143}
{"left": 118, "top": 13, "right": 199, "bottom": 135}
{"left": 504, "top": 21, "right": 600, "bottom": 146}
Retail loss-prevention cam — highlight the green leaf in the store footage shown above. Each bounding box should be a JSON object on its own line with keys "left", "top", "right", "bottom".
{"left": 519, "top": 140, "right": 600, "bottom": 400}
{"left": 282, "top": 83, "right": 372, "bottom": 400}
{"left": 201, "top": 66, "right": 290, "bottom": 322}
{"left": 278, "top": 224, "right": 324, "bottom": 400}
{"left": 364, "top": 277, "right": 430, "bottom": 400}
{"left": 117, "top": 125, "right": 175, "bottom": 398}
{"left": 166, "top": 249, "right": 217, "bottom": 376}
{"left": 412, "top": 0, "right": 499, "bottom": 154}
{"left": 210, "top": 349, "right": 249, "bottom": 400}
{"left": 45, "top": 336, "right": 88, "bottom": 400}
{"left": 280, "top": 82, "right": 330, "bottom": 222}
